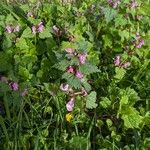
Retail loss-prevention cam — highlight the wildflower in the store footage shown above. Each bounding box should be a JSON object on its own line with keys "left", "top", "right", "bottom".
{"left": 32, "top": 26, "right": 36, "bottom": 34}
{"left": 130, "top": 0, "right": 138, "bottom": 8}
{"left": 21, "top": 89, "right": 28, "bottom": 97}
{"left": 60, "top": 83, "right": 69, "bottom": 92}
{"left": 67, "top": 66, "right": 74, "bottom": 74}
{"left": 37, "top": 22, "right": 44, "bottom": 33}
{"left": 27, "top": 12, "right": 33, "bottom": 17}
{"left": 66, "top": 98, "right": 74, "bottom": 111}
{"left": 52, "top": 25, "right": 59, "bottom": 33}
{"left": 9, "top": 82, "right": 19, "bottom": 91}
{"left": 52, "top": 25, "right": 62, "bottom": 36}
{"left": 136, "top": 39, "right": 144, "bottom": 48}
{"left": 65, "top": 48, "right": 75, "bottom": 54}
{"left": 65, "top": 113, "right": 73, "bottom": 122}
{"left": 136, "top": 15, "right": 143, "bottom": 21}
{"left": 134, "top": 33, "right": 144, "bottom": 48}
{"left": 5, "top": 25, "right": 13, "bottom": 33}
{"left": 107, "top": 0, "right": 120, "bottom": 8}
{"left": 81, "top": 88, "right": 88, "bottom": 96}
{"left": 78, "top": 53, "right": 87, "bottom": 64}
{"left": 122, "top": 62, "right": 131, "bottom": 68}
{"left": 76, "top": 70, "right": 84, "bottom": 79}
{"left": 14, "top": 26, "right": 20, "bottom": 32}
{"left": 114, "top": 55, "right": 120, "bottom": 66}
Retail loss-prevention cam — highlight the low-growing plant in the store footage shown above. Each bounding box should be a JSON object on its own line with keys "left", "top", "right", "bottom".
{"left": 0, "top": 0, "right": 150, "bottom": 149}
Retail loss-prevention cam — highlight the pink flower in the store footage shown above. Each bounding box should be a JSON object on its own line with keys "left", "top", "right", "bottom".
{"left": 32, "top": 26, "right": 36, "bottom": 34}
{"left": 78, "top": 53, "right": 87, "bottom": 64}
{"left": 14, "top": 26, "right": 20, "bottom": 32}
{"left": 114, "top": 55, "right": 120, "bottom": 66}
{"left": 21, "top": 89, "right": 28, "bottom": 97}
{"left": 81, "top": 88, "right": 88, "bottom": 96}
{"left": 37, "top": 22, "right": 44, "bottom": 33}
{"left": 65, "top": 48, "right": 75, "bottom": 54}
{"left": 52, "top": 25, "right": 59, "bottom": 33}
{"left": 60, "top": 83, "right": 69, "bottom": 92}
{"left": 134, "top": 33, "right": 144, "bottom": 48}
{"left": 67, "top": 66, "right": 74, "bottom": 74}
{"left": 122, "top": 62, "right": 131, "bottom": 68}
{"left": 9, "top": 82, "right": 19, "bottom": 91}
{"left": 107, "top": 0, "right": 120, "bottom": 8}
{"left": 5, "top": 25, "right": 13, "bottom": 33}
{"left": 136, "top": 39, "right": 144, "bottom": 48}
{"left": 66, "top": 98, "right": 74, "bottom": 111}
{"left": 27, "top": 12, "right": 33, "bottom": 17}
{"left": 76, "top": 70, "right": 84, "bottom": 79}
{"left": 130, "top": 1, "right": 138, "bottom": 8}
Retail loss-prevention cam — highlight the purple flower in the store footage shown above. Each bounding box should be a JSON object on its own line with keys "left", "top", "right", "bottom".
{"left": 60, "top": 83, "right": 69, "bottom": 92}
{"left": 53, "top": 26, "right": 59, "bottom": 33}
{"left": 65, "top": 48, "right": 75, "bottom": 54}
{"left": 81, "top": 88, "right": 88, "bottom": 96}
{"left": 67, "top": 66, "right": 74, "bottom": 74}
{"left": 136, "top": 39, "right": 144, "bottom": 48}
{"left": 21, "top": 89, "right": 28, "bottom": 97}
{"left": 32, "top": 26, "right": 36, "bottom": 34}
{"left": 122, "top": 62, "right": 131, "bottom": 68}
{"left": 114, "top": 55, "right": 120, "bottom": 66}
{"left": 14, "top": 26, "right": 20, "bottom": 32}
{"left": 107, "top": 0, "right": 120, "bottom": 8}
{"left": 78, "top": 53, "right": 87, "bottom": 64}
{"left": 5, "top": 25, "right": 13, "bottom": 33}
{"left": 27, "top": 12, "right": 33, "bottom": 17}
{"left": 37, "top": 22, "right": 44, "bottom": 33}
{"left": 130, "top": 1, "right": 138, "bottom": 8}
{"left": 9, "top": 82, "right": 19, "bottom": 91}
{"left": 76, "top": 70, "right": 84, "bottom": 79}
{"left": 66, "top": 98, "right": 74, "bottom": 111}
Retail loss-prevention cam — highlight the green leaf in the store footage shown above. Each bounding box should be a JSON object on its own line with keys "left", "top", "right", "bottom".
{"left": 79, "top": 63, "right": 100, "bottom": 75}
{"left": 0, "top": 82, "right": 11, "bottom": 93}
{"left": 82, "top": 79, "right": 91, "bottom": 92}
{"left": 102, "top": 7, "right": 117, "bottom": 23}
{"left": 39, "top": 27, "right": 52, "bottom": 39}
{"left": 2, "top": 36, "right": 12, "bottom": 49}
{"left": 86, "top": 91, "right": 98, "bottom": 109}
{"left": 16, "top": 38, "right": 29, "bottom": 50}
{"left": 121, "top": 107, "right": 143, "bottom": 129}
{"left": 21, "top": 27, "right": 34, "bottom": 38}
{"left": 102, "top": 35, "right": 112, "bottom": 48}
{"left": 114, "top": 67, "right": 126, "bottom": 80}
{"left": 62, "top": 72, "right": 82, "bottom": 89}
{"left": 53, "top": 59, "right": 69, "bottom": 71}
{"left": 100, "top": 97, "right": 111, "bottom": 109}
{"left": 0, "top": 52, "right": 12, "bottom": 72}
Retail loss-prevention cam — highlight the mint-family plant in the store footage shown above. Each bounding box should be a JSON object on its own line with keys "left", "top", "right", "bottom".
{"left": 0, "top": 0, "right": 150, "bottom": 149}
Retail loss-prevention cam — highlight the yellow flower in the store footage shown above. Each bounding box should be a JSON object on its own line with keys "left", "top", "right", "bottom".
{"left": 65, "top": 113, "right": 73, "bottom": 122}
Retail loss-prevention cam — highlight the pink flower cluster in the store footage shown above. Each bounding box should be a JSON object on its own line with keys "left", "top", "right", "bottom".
{"left": 59, "top": 48, "right": 89, "bottom": 112}
{"left": 66, "top": 98, "right": 74, "bottom": 111}
{"left": 5, "top": 25, "right": 20, "bottom": 33}
{"left": 134, "top": 33, "right": 144, "bottom": 48}
{"left": 114, "top": 55, "right": 131, "bottom": 68}
{"left": 27, "top": 12, "right": 33, "bottom": 18}
{"left": 107, "top": 0, "right": 121, "bottom": 8}
{"left": 32, "top": 22, "right": 44, "bottom": 34}
{"left": 0, "top": 76, "right": 28, "bottom": 96}
{"left": 65, "top": 48, "right": 87, "bottom": 79}
{"left": 60, "top": 83, "right": 88, "bottom": 111}
{"left": 130, "top": 0, "right": 138, "bottom": 8}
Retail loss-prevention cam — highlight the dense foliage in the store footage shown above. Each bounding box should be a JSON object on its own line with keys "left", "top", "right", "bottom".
{"left": 0, "top": 0, "right": 150, "bottom": 149}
